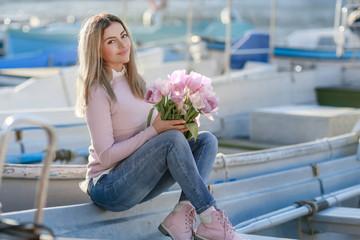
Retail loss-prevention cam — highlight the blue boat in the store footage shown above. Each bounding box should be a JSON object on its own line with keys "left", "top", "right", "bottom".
{"left": 0, "top": 18, "right": 259, "bottom": 69}
{"left": 274, "top": 46, "right": 360, "bottom": 60}
{"left": 273, "top": 28, "right": 360, "bottom": 60}
{"left": 200, "top": 25, "right": 270, "bottom": 69}
{"left": 0, "top": 24, "right": 79, "bottom": 69}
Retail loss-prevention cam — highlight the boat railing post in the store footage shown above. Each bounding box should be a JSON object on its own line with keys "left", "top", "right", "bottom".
{"left": 0, "top": 114, "right": 57, "bottom": 225}
{"left": 122, "top": 0, "right": 128, "bottom": 22}
{"left": 334, "top": 0, "right": 345, "bottom": 57}
{"left": 59, "top": 68, "right": 72, "bottom": 107}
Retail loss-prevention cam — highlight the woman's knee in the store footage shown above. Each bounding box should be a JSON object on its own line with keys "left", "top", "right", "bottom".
{"left": 160, "top": 130, "right": 187, "bottom": 144}
{"left": 198, "top": 131, "right": 218, "bottom": 149}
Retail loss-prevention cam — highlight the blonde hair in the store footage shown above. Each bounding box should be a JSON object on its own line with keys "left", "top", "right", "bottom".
{"left": 75, "top": 13, "right": 146, "bottom": 117}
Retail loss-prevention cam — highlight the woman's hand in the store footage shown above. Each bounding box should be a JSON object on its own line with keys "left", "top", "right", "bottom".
{"left": 152, "top": 113, "right": 188, "bottom": 134}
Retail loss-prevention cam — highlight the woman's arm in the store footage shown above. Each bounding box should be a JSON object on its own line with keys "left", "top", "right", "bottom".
{"left": 86, "top": 87, "right": 158, "bottom": 169}
{"left": 86, "top": 87, "right": 187, "bottom": 169}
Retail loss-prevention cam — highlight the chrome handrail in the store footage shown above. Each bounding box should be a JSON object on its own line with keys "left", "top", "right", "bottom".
{"left": 0, "top": 114, "right": 57, "bottom": 224}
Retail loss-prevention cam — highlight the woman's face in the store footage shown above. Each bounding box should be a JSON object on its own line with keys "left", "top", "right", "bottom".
{"left": 101, "top": 21, "right": 131, "bottom": 72}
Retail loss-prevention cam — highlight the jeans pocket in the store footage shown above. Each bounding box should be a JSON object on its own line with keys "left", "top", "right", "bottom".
{"left": 96, "top": 174, "right": 107, "bottom": 184}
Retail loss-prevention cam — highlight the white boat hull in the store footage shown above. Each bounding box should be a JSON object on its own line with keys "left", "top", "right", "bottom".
{"left": 1, "top": 130, "right": 358, "bottom": 213}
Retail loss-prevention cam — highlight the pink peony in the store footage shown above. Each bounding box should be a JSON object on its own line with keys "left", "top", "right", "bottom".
{"left": 168, "top": 69, "right": 188, "bottom": 86}
{"left": 151, "top": 78, "right": 171, "bottom": 96}
{"left": 170, "top": 87, "right": 186, "bottom": 103}
{"left": 146, "top": 69, "right": 219, "bottom": 140}
{"left": 206, "top": 95, "right": 219, "bottom": 112}
{"left": 188, "top": 92, "right": 205, "bottom": 110}
{"left": 187, "top": 71, "right": 204, "bottom": 94}
{"left": 168, "top": 70, "right": 187, "bottom": 92}
{"left": 144, "top": 88, "right": 162, "bottom": 104}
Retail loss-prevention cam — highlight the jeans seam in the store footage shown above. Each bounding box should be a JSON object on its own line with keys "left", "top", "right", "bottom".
{"left": 170, "top": 141, "right": 213, "bottom": 212}
{"left": 194, "top": 137, "right": 204, "bottom": 166}
{"left": 179, "top": 136, "right": 206, "bottom": 202}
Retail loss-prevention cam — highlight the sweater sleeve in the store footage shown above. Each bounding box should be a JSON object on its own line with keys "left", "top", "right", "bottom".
{"left": 86, "top": 87, "right": 158, "bottom": 169}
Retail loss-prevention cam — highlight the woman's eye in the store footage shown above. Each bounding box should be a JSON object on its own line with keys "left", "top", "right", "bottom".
{"left": 122, "top": 34, "right": 128, "bottom": 38}
{"left": 107, "top": 40, "right": 115, "bottom": 44}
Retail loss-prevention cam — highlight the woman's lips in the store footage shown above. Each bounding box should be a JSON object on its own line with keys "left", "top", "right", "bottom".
{"left": 118, "top": 49, "right": 129, "bottom": 55}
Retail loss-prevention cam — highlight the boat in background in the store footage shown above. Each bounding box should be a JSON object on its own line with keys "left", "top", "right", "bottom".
{"left": 0, "top": 23, "right": 79, "bottom": 68}
{"left": 0, "top": 18, "right": 257, "bottom": 69}
{"left": 271, "top": 0, "right": 360, "bottom": 114}
{"left": 274, "top": 28, "right": 360, "bottom": 60}
{"left": 274, "top": 0, "right": 360, "bottom": 61}
{"left": 201, "top": 30, "right": 270, "bottom": 70}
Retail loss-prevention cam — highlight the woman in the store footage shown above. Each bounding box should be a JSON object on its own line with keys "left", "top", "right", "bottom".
{"left": 75, "top": 13, "right": 243, "bottom": 240}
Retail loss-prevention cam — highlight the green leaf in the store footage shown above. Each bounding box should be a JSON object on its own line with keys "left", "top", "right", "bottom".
{"left": 159, "top": 102, "right": 165, "bottom": 119}
{"left": 147, "top": 107, "right": 155, "bottom": 127}
{"left": 184, "top": 122, "right": 199, "bottom": 141}
{"left": 163, "top": 106, "right": 173, "bottom": 120}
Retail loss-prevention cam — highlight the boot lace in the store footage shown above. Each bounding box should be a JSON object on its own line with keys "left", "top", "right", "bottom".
{"left": 218, "top": 210, "right": 235, "bottom": 239}
{"left": 185, "top": 206, "right": 197, "bottom": 234}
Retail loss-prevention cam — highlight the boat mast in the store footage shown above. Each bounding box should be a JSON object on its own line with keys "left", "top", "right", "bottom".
{"left": 269, "top": 0, "right": 277, "bottom": 63}
{"left": 224, "top": 0, "right": 232, "bottom": 76}
{"left": 122, "top": 0, "right": 128, "bottom": 22}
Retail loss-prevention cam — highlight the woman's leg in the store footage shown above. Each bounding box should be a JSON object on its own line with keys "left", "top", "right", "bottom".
{"left": 179, "top": 131, "right": 218, "bottom": 202}
{"left": 88, "top": 130, "right": 215, "bottom": 213}
{"left": 157, "top": 132, "right": 218, "bottom": 239}
{"left": 140, "top": 131, "right": 218, "bottom": 204}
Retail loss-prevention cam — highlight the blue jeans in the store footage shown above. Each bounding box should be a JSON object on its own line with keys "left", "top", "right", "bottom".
{"left": 88, "top": 130, "right": 218, "bottom": 214}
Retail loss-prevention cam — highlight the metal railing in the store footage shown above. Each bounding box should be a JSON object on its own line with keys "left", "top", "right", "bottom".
{"left": 0, "top": 114, "right": 57, "bottom": 227}
{"left": 235, "top": 183, "right": 360, "bottom": 234}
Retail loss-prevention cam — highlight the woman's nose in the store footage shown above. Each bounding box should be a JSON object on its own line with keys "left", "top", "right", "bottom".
{"left": 117, "top": 39, "right": 126, "bottom": 48}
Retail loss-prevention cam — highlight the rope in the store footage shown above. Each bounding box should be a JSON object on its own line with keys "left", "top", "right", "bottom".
{"left": 296, "top": 200, "right": 318, "bottom": 240}
{"left": 295, "top": 200, "right": 318, "bottom": 220}
{"left": 297, "top": 218, "right": 302, "bottom": 240}
{"left": 219, "top": 153, "right": 229, "bottom": 182}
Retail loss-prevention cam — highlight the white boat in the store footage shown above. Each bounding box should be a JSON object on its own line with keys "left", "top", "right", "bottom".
{"left": 1, "top": 114, "right": 360, "bottom": 240}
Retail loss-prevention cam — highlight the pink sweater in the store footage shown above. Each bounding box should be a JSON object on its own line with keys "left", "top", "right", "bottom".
{"left": 85, "top": 73, "right": 158, "bottom": 179}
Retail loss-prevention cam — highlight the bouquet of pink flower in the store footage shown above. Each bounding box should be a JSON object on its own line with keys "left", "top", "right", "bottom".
{"left": 145, "top": 70, "right": 218, "bottom": 141}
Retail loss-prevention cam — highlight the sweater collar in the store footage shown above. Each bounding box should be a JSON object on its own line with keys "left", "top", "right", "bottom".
{"left": 112, "top": 66, "right": 126, "bottom": 80}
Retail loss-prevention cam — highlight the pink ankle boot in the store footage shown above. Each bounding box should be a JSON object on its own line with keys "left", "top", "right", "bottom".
{"left": 195, "top": 209, "right": 244, "bottom": 240}
{"left": 158, "top": 203, "right": 196, "bottom": 240}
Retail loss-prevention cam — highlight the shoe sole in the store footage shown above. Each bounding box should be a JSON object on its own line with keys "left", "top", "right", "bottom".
{"left": 158, "top": 223, "right": 176, "bottom": 240}
{"left": 194, "top": 234, "right": 208, "bottom": 240}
